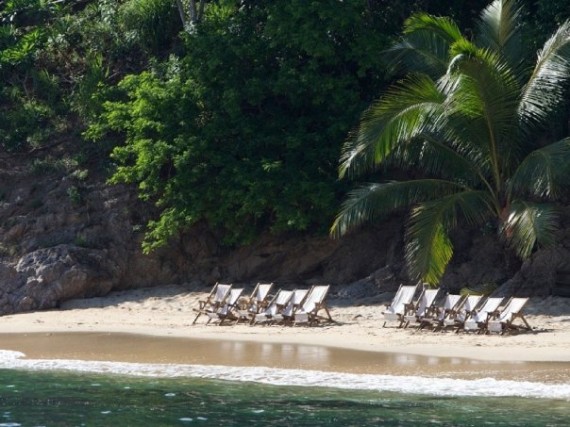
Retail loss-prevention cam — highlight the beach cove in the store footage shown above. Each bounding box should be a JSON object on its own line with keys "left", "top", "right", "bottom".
{"left": 1, "top": 285, "right": 570, "bottom": 426}
{"left": 0, "top": 284, "right": 569, "bottom": 371}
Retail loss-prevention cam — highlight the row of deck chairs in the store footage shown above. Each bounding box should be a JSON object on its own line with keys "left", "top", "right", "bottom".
{"left": 383, "top": 284, "right": 533, "bottom": 334}
{"left": 192, "top": 282, "right": 334, "bottom": 326}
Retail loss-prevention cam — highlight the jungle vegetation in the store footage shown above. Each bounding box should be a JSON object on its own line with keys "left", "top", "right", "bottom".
{"left": 332, "top": 0, "right": 570, "bottom": 284}
{"left": 1, "top": 0, "right": 570, "bottom": 283}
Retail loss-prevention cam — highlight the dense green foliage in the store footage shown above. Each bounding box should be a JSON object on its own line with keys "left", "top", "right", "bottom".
{"left": 0, "top": 0, "right": 180, "bottom": 153}
{"left": 89, "top": 0, "right": 394, "bottom": 250}
{"left": 1, "top": 0, "right": 569, "bottom": 256}
{"left": 332, "top": 0, "right": 570, "bottom": 285}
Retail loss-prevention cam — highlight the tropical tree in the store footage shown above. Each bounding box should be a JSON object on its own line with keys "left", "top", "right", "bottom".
{"left": 89, "top": 0, "right": 391, "bottom": 251}
{"left": 331, "top": 0, "right": 570, "bottom": 285}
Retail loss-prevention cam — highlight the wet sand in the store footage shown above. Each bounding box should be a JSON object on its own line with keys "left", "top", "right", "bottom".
{"left": 1, "top": 332, "right": 569, "bottom": 384}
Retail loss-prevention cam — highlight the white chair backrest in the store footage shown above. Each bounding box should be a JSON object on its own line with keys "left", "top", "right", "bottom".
{"left": 282, "top": 289, "right": 308, "bottom": 317}
{"left": 472, "top": 297, "right": 503, "bottom": 322}
{"left": 217, "top": 288, "right": 243, "bottom": 316}
{"left": 499, "top": 297, "right": 528, "bottom": 322}
{"left": 293, "top": 289, "right": 308, "bottom": 305}
{"left": 479, "top": 297, "right": 503, "bottom": 314}
{"left": 227, "top": 288, "right": 243, "bottom": 305}
{"left": 302, "top": 285, "right": 329, "bottom": 313}
{"left": 416, "top": 289, "right": 439, "bottom": 315}
{"left": 392, "top": 285, "right": 417, "bottom": 313}
{"left": 436, "top": 294, "right": 462, "bottom": 321}
{"left": 455, "top": 295, "right": 482, "bottom": 321}
{"left": 388, "top": 285, "right": 404, "bottom": 310}
{"left": 275, "top": 290, "right": 293, "bottom": 305}
{"left": 508, "top": 297, "right": 528, "bottom": 313}
{"left": 445, "top": 294, "right": 462, "bottom": 310}
{"left": 463, "top": 295, "right": 482, "bottom": 311}
{"left": 266, "top": 290, "right": 293, "bottom": 316}
{"left": 256, "top": 283, "right": 273, "bottom": 302}
{"left": 215, "top": 284, "right": 232, "bottom": 302}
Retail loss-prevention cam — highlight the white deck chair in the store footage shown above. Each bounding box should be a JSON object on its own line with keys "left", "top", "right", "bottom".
{"left": 404, "top": 288, "right": 440, "bottom": 328}
{"left": 443, "top": 294, "right": 482, "bottom": 331}
{"left": 382, "top": 284, "right": 418, "bottom": 328}
{"left": 463, "top": 297, "right": 504, "bottom": 333}
{"left": 487, "top": 297, "right": 533, "bottom": 334}
{"left": 293, "top": 285, "right": 333, "bottom": 326}
{"left": 250, "top": 283, "right": 274, "bottom": 313}
{"left": 237, "top": 282, "right": 274, "bottom": 323}
{"left": 192, "top": 283, "right": 232, "bottom": 324}
{"left": 281, "top": 289, "right": 309, "bottom": 324}
{"left": 207, "top": 287, "right": 244, "bottom": 325}
{"left": 421, "top": 294, "right": 464, "bottom": 330}
{"left": 252, "top": 289, "right": 294, "bottom": 325}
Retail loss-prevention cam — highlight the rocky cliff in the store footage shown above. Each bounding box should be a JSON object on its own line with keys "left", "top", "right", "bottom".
{"left": 0, "top": 150, "right": 569, "bottom": 315}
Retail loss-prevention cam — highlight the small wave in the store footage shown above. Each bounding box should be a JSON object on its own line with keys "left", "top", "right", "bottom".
{"left": 1, "top": 350, "right": 569, "bottom": 400}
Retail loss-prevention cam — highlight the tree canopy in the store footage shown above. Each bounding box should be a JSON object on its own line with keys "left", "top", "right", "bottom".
{"left": 1, "top": 0, "right": 569, "bottom": 259}
{"left": 88, "top": 0, "right": 392, "bottom": 250}
{"left": 332, "top": 0, "right": 570, "bottom": 285}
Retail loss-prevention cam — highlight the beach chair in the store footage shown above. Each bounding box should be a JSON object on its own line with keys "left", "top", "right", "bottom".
{"left": 293, "top": 285, "right": 334, "bottom": 326}
{"left": 382, "top": 284, "right": 418, "bottom": 328}
{"left": 207, "top": 287, "right": 244, "bottom": 325}
{"left": 442, "top": 295, "right": 483, "bottom": 331}
{"left": 280, "top": 289, "right": 309, "bottom": 325}
{"left": 236, "top": 282, "right": 274, "bottom": 323}
{"left": 192, "top": 282, "right": 232, "bottom": 324}
{"left": 420, "top": 293, "right": 464, "bottom": 331}
{"left": 463, "top": 297, "right": 504, "bottom": 333}
{"left": 252, "top": 289, "right": 294, "bottom": 325}
{"left": 404, "top": 287, "right": 440, "bottom": 328}
{"left": 487, "top": 297, "right": 533, "bottom": 334}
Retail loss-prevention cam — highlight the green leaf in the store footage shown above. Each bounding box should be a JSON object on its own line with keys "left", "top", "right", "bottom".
{"left": 339, "top": 74, "right": 445, "bottom": 179}
{"left": 386, "top": 13, "right": 464, "bottom": 78}
{"left": 519, "top": 20, "right": 570, "bottom": 130}
{"left": 405, "top": 190, "right": 496, "bottom": 284}
{"left": 406, "top": 220, "right": 452, "bottom": 286}
{"left": 477, "top": 0, "right": 524, "bottom": 73}
{"left": 509, "top": 137, "right": 570, "bottom": 199}
{"left": 330, "top": 179, "right": 470, "bottom": 238}
{"left": 501, "top": 201, "right": 559, "bottom": 258}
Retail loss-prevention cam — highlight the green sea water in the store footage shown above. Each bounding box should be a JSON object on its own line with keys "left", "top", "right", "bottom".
{"left": 1, "top": 368, "right": 570, "bottom": 427}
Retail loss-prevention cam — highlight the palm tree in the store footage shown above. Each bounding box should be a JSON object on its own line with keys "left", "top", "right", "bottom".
{"left": 331, "top": 0, "right": 570, "bottom": 285}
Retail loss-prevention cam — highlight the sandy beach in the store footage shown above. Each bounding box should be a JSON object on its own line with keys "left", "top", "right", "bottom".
{"left": 1, "top": 284, "right": 569, "bottom": 382}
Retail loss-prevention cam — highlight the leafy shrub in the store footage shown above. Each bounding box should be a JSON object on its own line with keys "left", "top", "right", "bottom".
{"left": 119, "top": 0, "right": 182, "bottom": 55}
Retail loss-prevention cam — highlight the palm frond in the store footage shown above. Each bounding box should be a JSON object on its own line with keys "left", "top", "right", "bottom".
{"left": 476, "top": 0, "right": 524, "bottom": 74}
{"left": 330, "top": 179, "right": 467, "bottom": 238}
{"left": 339, "top": 74, "right": 445, "bottom": 179}
{"left": 501, "top": 201, "right": 559, "bottom": 258}
{"left": 446, "top": 48, "right": 520, "bottom": 125}
{"left": 443, "top": 47, "right": 522, "bottom": 183}
{"left": 406, "top": 221, "right": 452, "bottom": 286}
{"left": 387, "top": 133, "right": 489, "bottom": 188}
{"left": 386, "top": 13, "right": 464, "bottom": 78}
{"left": 405, "top": 190, "right": 497, "bottom": 284}
{"left": 508, "top": 138, "right": 570, "bottom": 199}
{"left": 519, "top": 20, "right": 570, "bottom": 131}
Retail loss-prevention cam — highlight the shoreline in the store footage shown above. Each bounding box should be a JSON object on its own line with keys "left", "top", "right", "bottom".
{"left": 1, "top": 331, "right": 570, "bottom": 384}
{"left": 0, "top": 284, "right": 569, "bottom": 382}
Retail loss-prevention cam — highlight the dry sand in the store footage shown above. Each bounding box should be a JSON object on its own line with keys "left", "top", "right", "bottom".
{"left": 0, "top": 284, "right": 569, "bottom": 381}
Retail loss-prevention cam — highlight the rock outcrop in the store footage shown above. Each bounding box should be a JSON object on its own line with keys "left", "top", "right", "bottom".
{"left": 0, "top": 152, "right": 408, "bottom": 314}
{"left": 0, "top": 153, "right": 569, "bottom": 315}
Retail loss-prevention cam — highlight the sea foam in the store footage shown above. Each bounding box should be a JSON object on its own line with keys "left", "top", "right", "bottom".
{"left": 1, "top": 349, "right": 568, "bottom": 400}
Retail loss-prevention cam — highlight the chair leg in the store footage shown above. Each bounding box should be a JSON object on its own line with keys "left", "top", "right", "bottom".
{"left": 521, "top": 316, "right": 533, "bottom": 332}
{"left": 192, "top": 312, "right": 202, "bottom": 325}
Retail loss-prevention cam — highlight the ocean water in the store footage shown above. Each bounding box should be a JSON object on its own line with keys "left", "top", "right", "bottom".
{"left": 1, "top": 349, "right": 570, "bottom": 426}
